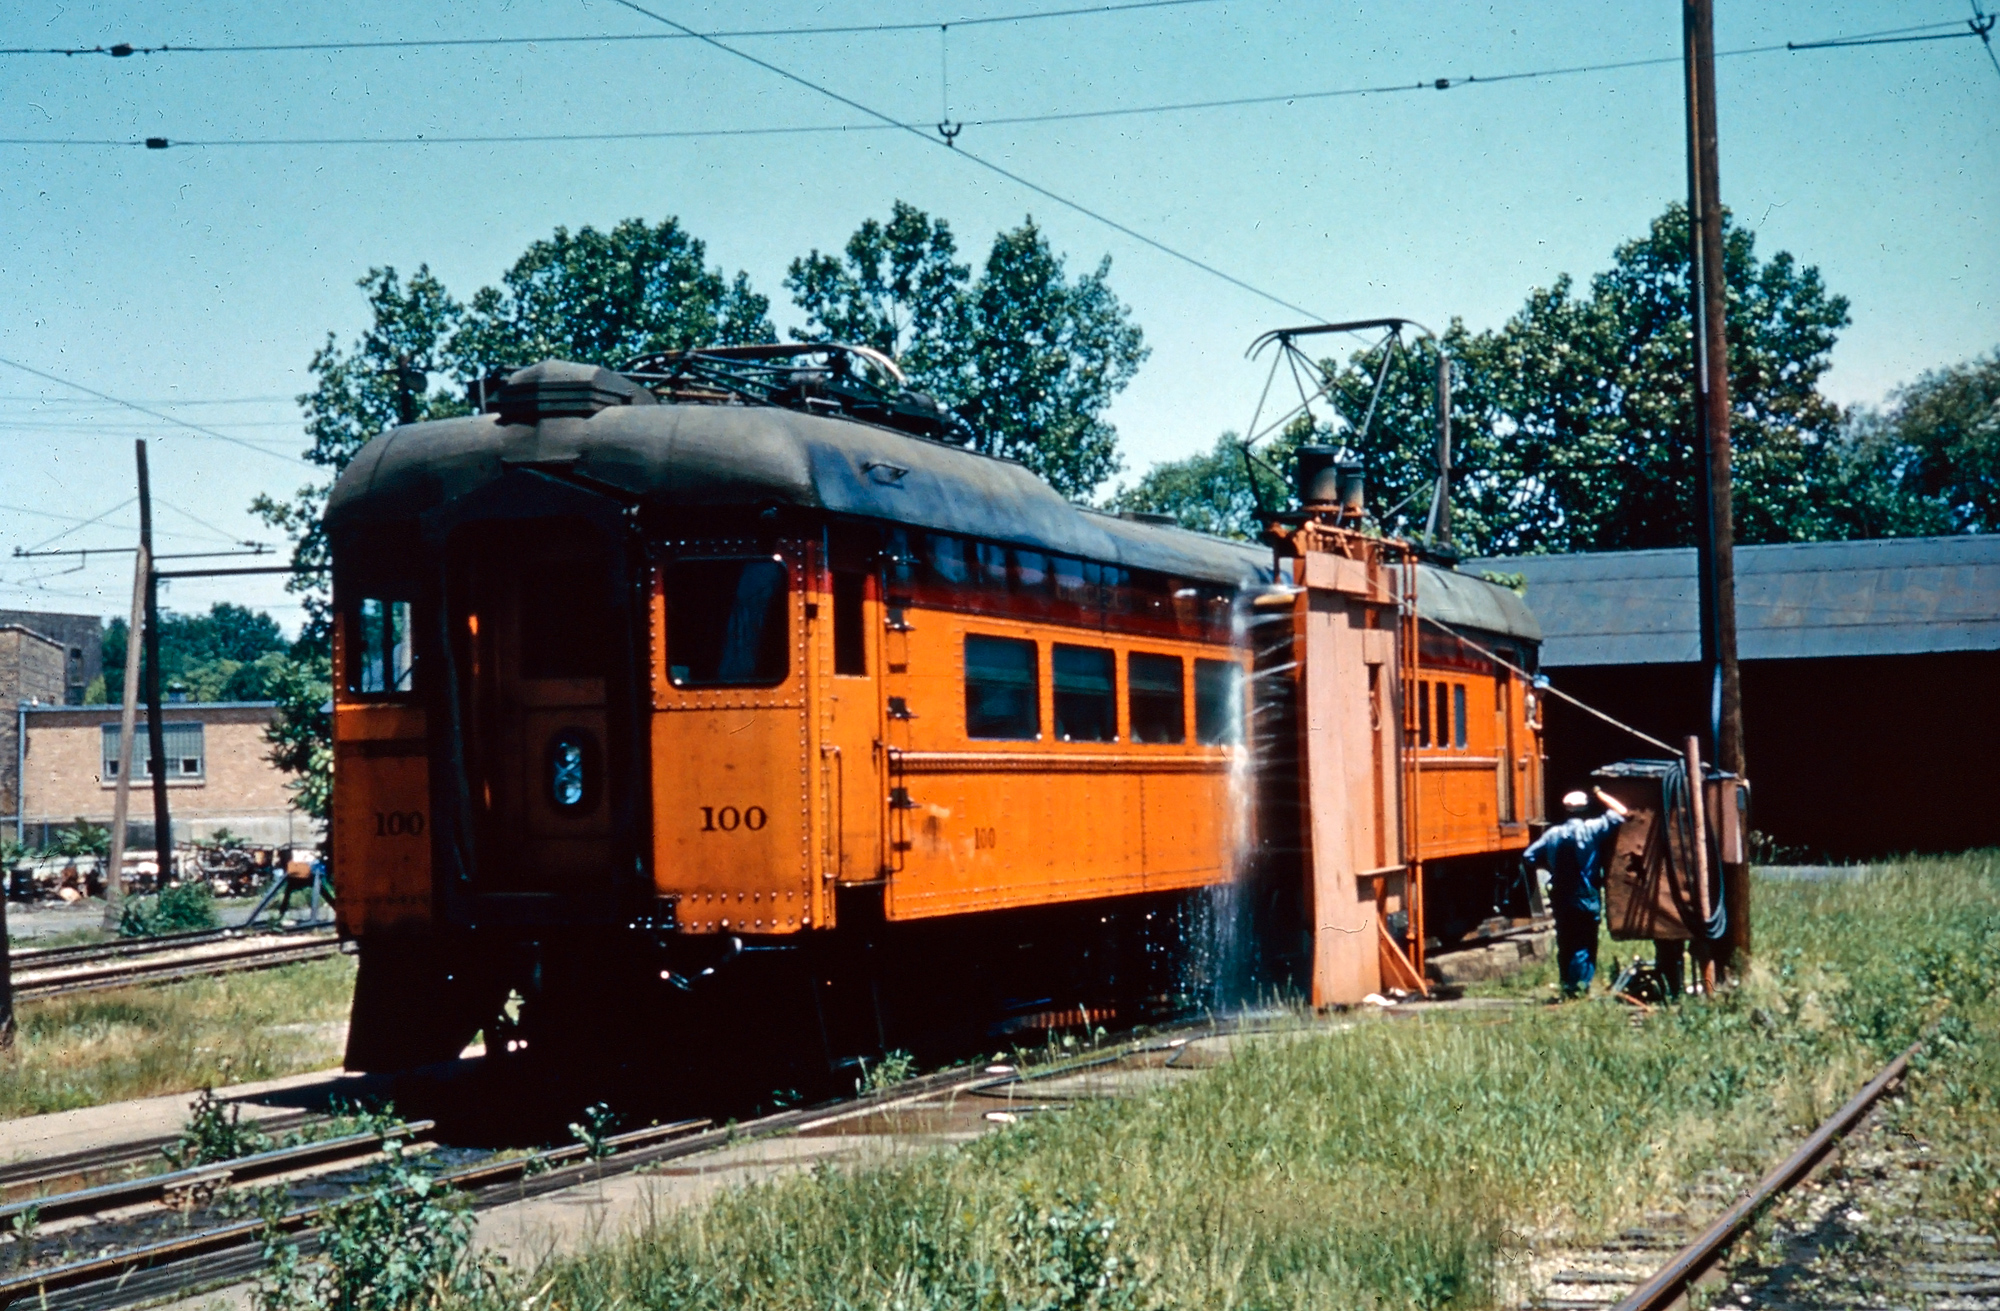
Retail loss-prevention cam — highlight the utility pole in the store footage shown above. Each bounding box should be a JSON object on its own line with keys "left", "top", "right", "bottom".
{"left": 101, "top": 443, "right": 151, "bottom": 929}
{"left": 138, "top": 445, "right": 174, "bottom": 886}
{"left": 1433, "top": 348, "right": 1452, "bottom": 550}
{"left": 1684, "top": 0, "right": 1749, "bottom": 969}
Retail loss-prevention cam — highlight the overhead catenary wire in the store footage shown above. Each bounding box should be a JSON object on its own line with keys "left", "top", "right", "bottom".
{"left": 0, "top": 0, "right": 1225, "bottom": 57}
{"left": 603, "top": 0, "right": 1324, "bottom": 322}
{"left": 0, "top": 358, "right": 304, "bottom": 466}
{"left": 1417, "top": 611, "right": 1679, "bottom": 756}
{"left": 7, "top": 19, "right": 1980, "bottom": 153}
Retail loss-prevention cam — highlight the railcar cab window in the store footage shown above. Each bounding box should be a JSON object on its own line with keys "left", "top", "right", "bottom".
{"left": 1053, "top": 644, "right": 1117, "bottom": 742}
{"left": 964, "top": 635, "right": 1039, "bottom": 740}
{"left": 347, "top": 598, "right": 414, "bottom": 695}
{"left": 1194, "top": 658, "right": 1242, "bottom": 746}
{"left": 666, "top": 557, "right": 790, "bottom": 687}
{"left": 1128, "top": 652, "right": 1185, "bottom": 744}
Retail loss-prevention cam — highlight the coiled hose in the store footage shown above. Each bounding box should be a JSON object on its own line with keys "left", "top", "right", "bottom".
{"left": 1660, "top": 758, "right": 1728, "bottom": 942}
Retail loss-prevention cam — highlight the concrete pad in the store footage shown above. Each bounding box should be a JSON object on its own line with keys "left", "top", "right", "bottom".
{"left": 474, "top": 1133, "right": 931, "bottom": 1264}
{"left": 0, "top": 1066, "right": 367, "bottom": 1165}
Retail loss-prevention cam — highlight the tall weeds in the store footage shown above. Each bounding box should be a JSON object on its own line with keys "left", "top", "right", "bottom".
{"left": 452, "top": 851, "right": 1997, "bottom": 1311}
{"left": 0, "top": 958, "right": 356, "bottom": 1117}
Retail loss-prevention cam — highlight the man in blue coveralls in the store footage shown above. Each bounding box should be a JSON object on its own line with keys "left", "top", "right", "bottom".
{"left": 1523, "top": 786, "right": 1630, "bottom": 998}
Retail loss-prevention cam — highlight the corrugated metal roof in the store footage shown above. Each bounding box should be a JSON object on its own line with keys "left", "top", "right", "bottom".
{"left": 1465, "top": 535, "right": 2000, "bottom": 666}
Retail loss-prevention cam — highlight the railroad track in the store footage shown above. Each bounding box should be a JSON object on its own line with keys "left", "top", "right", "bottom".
{"left": 0, "top": 1110, "right": 324, "bottom": 1205}
{"left": 10, "top": 928, "right": 342, "bottom": 1002}
{"left": 1517, "top": 1035, "right": 1990, "bottom": 1311}
{"left": 0, "top": 1011, "right": 1278, "bottom": 1311}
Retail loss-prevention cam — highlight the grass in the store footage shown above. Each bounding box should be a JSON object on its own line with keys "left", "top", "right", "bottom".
{"left": 0, "top": 956, "right": 356, "bottom": 1119}
{"left": 450, "top": 851, "right": 1999, "bottom": 1311}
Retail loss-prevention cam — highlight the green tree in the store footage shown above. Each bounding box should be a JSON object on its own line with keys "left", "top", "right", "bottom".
{"left": 1108, "top": 431, "right": 1292, "bottom": 540}
{"left": 785, "top": 200, "right": 971, "bottom": 385}
{"left": 451, "top": 216, "right": 773, "bottom": 374}
{"left": 253, "top": 266, "right": 469, "bottom": 641}
{"left": 263, "top": 651, "right": 332, "bottom": 824}
{"left": 791, "top": 206, "right": 1147, "bottom": 499}
{"left": 1858, "top": 349, "right": 2000, "bottom": 534}
{"left": 1117, "top": 204, "right": 1857, "bottom": 555}
{"left": 99, "top": 603, "right": 291, "bottom": 704}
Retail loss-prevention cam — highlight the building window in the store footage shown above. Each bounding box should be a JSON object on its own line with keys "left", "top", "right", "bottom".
{"left": 1052, "top": 644, "right": 1117, "bottom": 742}
{"left": 1128, "top": 652, "right": 1185, "bottom": 744}
{"left": 964, "top": 635, "right": 1039, "bottom": 740}
{"left": 102, "top": 722, "right": 203, "bottom": 782}
{"left": 665, "top": 558, "right": 790, "bottom": 687}
{"left": 349, "top": 598, "right": 415, "bottom": 694}
{"left": 1194, "top": 659, "right": 1242, "bottom": 746}
{"left": 1453, "top": 683, "right": 1468, "bottom": 750}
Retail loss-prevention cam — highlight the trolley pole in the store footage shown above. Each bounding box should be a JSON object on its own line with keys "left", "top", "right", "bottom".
{"left": 1683, "top": 0, "right": 1749, "bottom": 969}
{"left": 138, "top": 446, "right": 174, "bottom": 885}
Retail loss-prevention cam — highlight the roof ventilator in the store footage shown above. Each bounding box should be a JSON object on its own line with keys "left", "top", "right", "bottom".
{"left": 486, "top": 360, "right": 654, "bottom": 425}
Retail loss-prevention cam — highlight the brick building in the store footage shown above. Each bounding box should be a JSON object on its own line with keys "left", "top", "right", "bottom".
{"left": 0, "top": 610, "right": 102, "bottom": 705}
{"left": 17, "top": 701, "right": 315, "bottom": 849}
{"left": 3, "top": 624, "right": 68, "bottom": 835}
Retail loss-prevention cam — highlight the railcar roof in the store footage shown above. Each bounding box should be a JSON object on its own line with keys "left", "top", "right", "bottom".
{"left": 326, "top": 399, "right": 1274, "bottom": 587}
{"left": 325, "top": 378, "right": 1538, "bottom": 643}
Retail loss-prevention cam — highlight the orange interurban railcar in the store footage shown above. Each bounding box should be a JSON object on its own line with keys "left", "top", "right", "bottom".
{"left": 326, "top": 348, "right": 1542, "bottom": 1080}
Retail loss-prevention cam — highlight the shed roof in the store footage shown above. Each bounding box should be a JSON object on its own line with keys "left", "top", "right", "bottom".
{"left": 1465, "top": 535, "right": 2000, "bottom": 666}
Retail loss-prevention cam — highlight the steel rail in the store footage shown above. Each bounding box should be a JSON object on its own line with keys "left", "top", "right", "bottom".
{"left": 0, "top": 1118, "right": 710, "bottom": 1309}
{"left": 0, "top": 1112, "right": 322, "bottom": 1202}
{"left": 0, "top": 1121, "right": 435, "bottom": 1227}
{"left": 1610, "top": 1037, "right": 1924, "bottom": 1311}
{"left": 15, "top": 937, "right": 341, "bottom": 1001}
{"left": 15, "top": 923, "right": 331, "bottom": 970}
{"left": 0, "top": 1012, "right": 1276, "bottom": 1310}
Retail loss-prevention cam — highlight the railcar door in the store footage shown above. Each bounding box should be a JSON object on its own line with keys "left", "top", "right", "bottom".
{"left": 446, "top": 518, "right": 625, "bottom": 908}
{"left": 650, "top": 541, "right": 836, "bottom": 934}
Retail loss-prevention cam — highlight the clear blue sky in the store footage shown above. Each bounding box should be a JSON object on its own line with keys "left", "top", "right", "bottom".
{"left": 2, "top": 0, "right": 1994, "bottom": 633}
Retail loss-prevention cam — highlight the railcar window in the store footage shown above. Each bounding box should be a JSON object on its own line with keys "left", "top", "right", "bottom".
{"left": 965, "top": 635, "right": 1039, "bottom": 740}
{"left": 1053, "top": 644, "right": 1117, "bottom": 742}
{"left": 1417, "top": 679, "right": 1431, "bottom": 747}
{"left": 1012, "top": 550, "right": 1048, "bottom": 592}
{"left": 1436, "top": 683, "right": 1452, "bottom": 751}
{"left": 1128, "top": 652, "right": 1186, "bottom": 744}
{"left": 833, "top": 571, "right": 867, "bottom": 676}
{"left": 930, "top": 534, "right": 970, "bottom": 586}
{"left": 1052, "top": 556, "right": 1089, "bottom": 605}
{"left": 1194, "top": 658, "right": 1242, "bottom": 746}
{"left": 975, "top": 541, "right": 1010, "bottom": 590}
{"left": 349, "top": 598, "right": 414, "bottom": 695}
{"left": 1453, "top": 683, "right": 1468, "bottom": 749}
{"left": 666, "top": 558, "right": 790, "bottom": 687}
{"left": 519, "top": 556, "right": 609, "bottom": 679}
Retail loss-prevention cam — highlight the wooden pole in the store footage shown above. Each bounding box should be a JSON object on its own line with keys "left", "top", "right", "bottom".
{"left": 1684, "top": 735, "right": 1717, "bottom": 995}
{"left": 1683, "top": 0, "right": 1748, "bottom": 972}
{"left": 102, "top": 443, "right": 151, "bottom": 930}
{"left": 138, "top": 447, "right": 173, "bottom": 887}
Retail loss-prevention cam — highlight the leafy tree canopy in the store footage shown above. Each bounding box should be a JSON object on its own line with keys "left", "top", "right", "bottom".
{"left": 790, "top": 205, "right": 1147, "bottom": 499}
{"left": 95, "top": 602, "right": 291, "bottom": 704}
{"left": 451, "top": 217, "right": 774, "bottom": 375}
{"left": 1117, "top": 204, "right": 1901, "bottom": 556}
{"left": 1834, "top": 349, "right": 2000, "bottom": 536}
